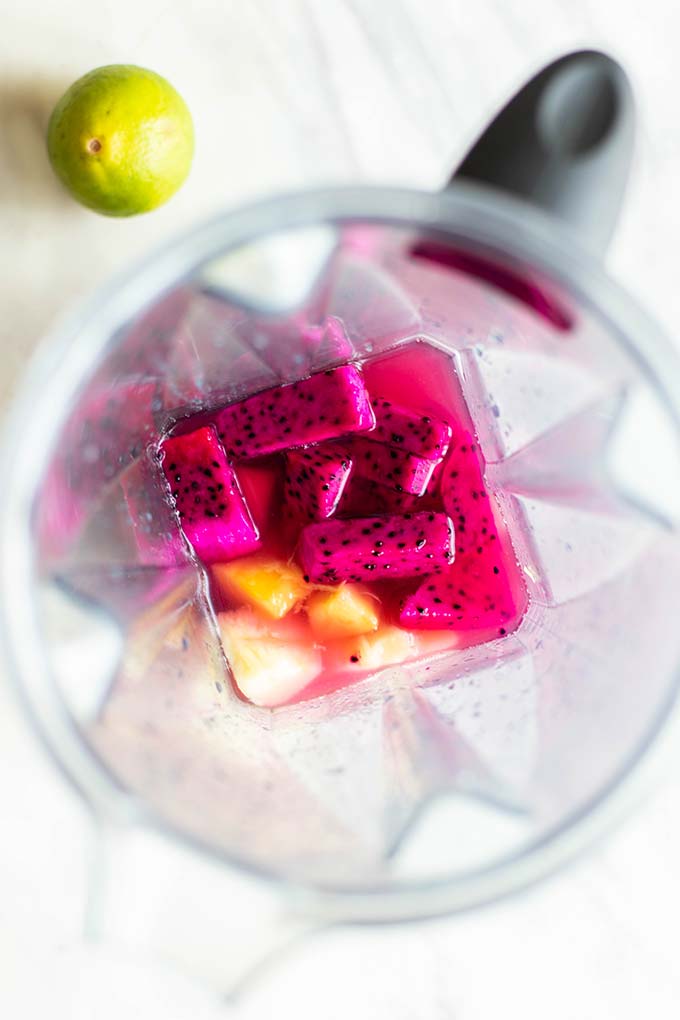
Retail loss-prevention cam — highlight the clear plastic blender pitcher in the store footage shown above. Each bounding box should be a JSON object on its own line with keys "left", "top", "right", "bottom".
{"left": 4, "top": 51, "right": 680, "bottom": 990}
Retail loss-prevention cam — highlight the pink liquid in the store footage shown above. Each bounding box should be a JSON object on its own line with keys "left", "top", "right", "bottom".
{"left": 158, "top": 340, "right": 528, "bottom": 707}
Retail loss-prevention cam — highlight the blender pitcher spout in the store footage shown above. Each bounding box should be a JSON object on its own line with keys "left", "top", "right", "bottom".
{"left": 450, "top": 50, "right": 635, "bottom": 255}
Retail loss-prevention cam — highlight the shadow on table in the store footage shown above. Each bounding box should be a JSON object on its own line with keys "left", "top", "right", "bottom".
{"left": 0, "top": 75, "right": 74, "bottom": 208}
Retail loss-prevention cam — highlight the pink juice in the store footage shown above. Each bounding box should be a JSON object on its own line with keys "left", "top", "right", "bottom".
{"left": 155, "top": 340, "right": 528, "bottom": 708}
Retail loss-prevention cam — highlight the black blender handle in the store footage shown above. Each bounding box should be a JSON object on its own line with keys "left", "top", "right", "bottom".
{"left": 450, "top": 50, "right": 635, "bottom": 255}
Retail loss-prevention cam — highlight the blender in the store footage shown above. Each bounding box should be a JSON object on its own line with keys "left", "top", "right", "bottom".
{"left": 3, "top": 50, "right": 680, "bottom": 992}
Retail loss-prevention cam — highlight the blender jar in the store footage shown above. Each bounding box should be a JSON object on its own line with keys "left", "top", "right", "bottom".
{"left": 3, "top": 52, "right": 680, "bottom": 991}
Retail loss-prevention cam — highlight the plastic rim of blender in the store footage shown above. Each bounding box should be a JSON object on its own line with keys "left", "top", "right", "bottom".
{"left": 2, "top": 181, "right": 680, "bottom": 925}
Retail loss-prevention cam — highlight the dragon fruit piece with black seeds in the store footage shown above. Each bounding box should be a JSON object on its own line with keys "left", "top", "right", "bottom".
{"left": 344, "top": 437, "right": 439, "bottom": 496}
{"left": 213, "top": 365, "right": 374, "bottom": 460}
{"left": 399, "top": 429, "right": 528, "bottom": 639}
{"left": 160, "top": 426, "right": 261, "bottom": 564}
{"left": 284, "top": 447, "right": 354, "bottom": 523}
{"left": 337, "top": 455, "right": 446, "bottom": 517}
{"left": 298, "top": 511, "right": 455, "bottom": 584}
{"left": 368, "top": 396, "right": 452, "bottom": 459}
{"left": 337, "top": 474, "right": 418, "bottom": 516}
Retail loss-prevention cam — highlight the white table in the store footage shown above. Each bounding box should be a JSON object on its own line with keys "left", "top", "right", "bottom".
{"left": 3, "top": 1, "right": 680, "bottom": 1016}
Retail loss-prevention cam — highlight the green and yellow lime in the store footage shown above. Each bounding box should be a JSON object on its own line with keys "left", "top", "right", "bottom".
{"left": 47, "top": 64, "right": 194, "bottom": 217}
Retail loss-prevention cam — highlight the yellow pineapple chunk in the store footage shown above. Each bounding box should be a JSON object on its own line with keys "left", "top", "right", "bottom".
{"left": 213, "top": 555, "right": 310, "bottom": 619}
{"left": 218, "top": 608, "right": 321, "bottom": 706}
{"left": 306, "top": 584, "right": 379, "bottom": 640}
{"left": 326, "top": 625, "right": 419, "bottom": 672}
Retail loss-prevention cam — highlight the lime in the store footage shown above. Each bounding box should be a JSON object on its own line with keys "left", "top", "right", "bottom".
{"left": 47, "top": 64, "right": 194, "bottom": 217}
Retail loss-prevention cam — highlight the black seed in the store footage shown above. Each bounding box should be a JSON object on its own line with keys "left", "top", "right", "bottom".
{"left": 493, "top": 566, "right": 500, "bottom": 574}
{"left": 350, "top": 655, "right": 359, "bottom": 663}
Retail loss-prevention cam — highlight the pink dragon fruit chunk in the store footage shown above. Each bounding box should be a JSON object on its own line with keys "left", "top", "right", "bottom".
{"left": 345, "top": 437, "right": 439, "bottom": 496}
{"left": 284, "top": 447, "right": 354, "bottom": 522}
{"left": 368, "top": 396, "right": 452, "bottom": 459}
{"left": 337, "top": 457, "right": 446, "bottom": 517}
{"left": 214, "top": 365, "right": 375, "bottom": 460}
{"left": 338, "top": 474, "right": 418, "bottom": 516}
{"left": 298, "top": 511, "right": 455, "bottom": 584}
{"left": 160, "top": 426, "right": 260, "bottom": 564}
{"left": 399, "top": 430, "right": 527, "bottom": 639}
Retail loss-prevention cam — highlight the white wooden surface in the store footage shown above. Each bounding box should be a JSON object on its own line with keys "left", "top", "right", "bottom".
{"left": 3, "top": 1, "right": 680, "bottom": 1016}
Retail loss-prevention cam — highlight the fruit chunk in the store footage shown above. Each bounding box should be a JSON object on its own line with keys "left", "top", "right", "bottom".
{"left": 298, "top": 511, "right": 455, "bottom": 584}
{"left": 399, "top": 429, "right": 527, "bottom": 638}
{"left": 160, "top": 426, "right": 260, "bottom": 564}
{"left": 344, "top": 437, "right": 438, "bottom": 496}
{"left": 337, "top": 459, "right": 445, "bottom": 517}
{"left": 213, "top": 555, "right": 310, "bottom": 619}
{"left": 306, "top": 584, "right": 379, "bottom": 639}
{"left": 368, "top": 396, "right": 452, "bottom": 459}
{"left": 326, "top": 625, "right": 419, "bottom": 672}
{"left": 218, "top": 608, "right": 322, "bottom": 707}
{"left": 214, "top": 365, "right": 375, "bottom": 459}
{"left": 284, "top": 447, "right": 354, "bottom": 523}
